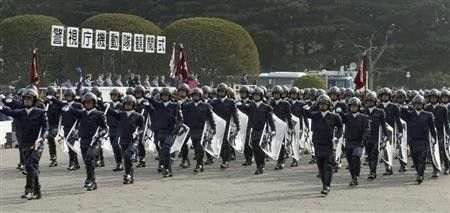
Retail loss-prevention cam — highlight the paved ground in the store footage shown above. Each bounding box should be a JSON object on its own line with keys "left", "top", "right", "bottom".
{"left": 0, "top": 145, "right": 449, "bottom": 213}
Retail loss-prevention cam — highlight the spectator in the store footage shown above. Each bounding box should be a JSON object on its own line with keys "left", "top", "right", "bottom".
{"left": 240, "top": 73, "right": 248, "bottom": 85}
{"left": 83, "top": 74, "right": 92, "bottom": 87}
{"left": 158, "top": 75, "right": 167, "bottom": 87}
{"left": 104, "top": 73, "right": 113, "bottom": 87}
{"left": 151, "top": 76, "right": 159, "bottom": 87}
{"left": 115, "top": 74, "right": 123, "bottom": 87}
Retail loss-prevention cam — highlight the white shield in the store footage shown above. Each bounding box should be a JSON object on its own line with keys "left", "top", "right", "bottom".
{"left": 170, "top": 124, "right": 190, "bottom": 160}
{"left": 201, "top": 112, "right": 226, "bottom": 158}
{"left": 430, "top": 131, "right": 441, "bottom": 171}
{"left": 260, "top": 115, "right": 287, "bottom": 160}
{"left": 228, "top": 109, "right": 248, "bottom": 153}
{"left": 66, "top": 139, "right": 82, "bottom": 156}
{"left": 288, "top": 114, "right": 301, "bottom": 161}
{"left": 304, "top": 118, "right": 315, "bottom": 156}
{"left": 335, "top": 125, "right": 345, "bottom": 163}
{"left": 379, "top": 123, "right": 394, "bottom": 166}
{"left": 444, "top": 131, "right": 450, "bottom": 161}
{"left": 101, "top": 138, "right": 114, "bottom": 157}
{"left": 397, "top": 119, "right": 408, "bottom": 164}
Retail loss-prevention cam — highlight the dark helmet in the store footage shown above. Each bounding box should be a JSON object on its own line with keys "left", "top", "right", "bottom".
{"left": 110, "top": 88, "right": 122, "bottom": 97}
{"left": 17, "top": 88, "right": 26, "bottom": 96}
{"left": 366, "top": 92, "right": 377, "bottom": 102}
{"left": 91, "top": 86, "right": 101, "bottom": 97}
{"left": 316, "top": 89, "right": 326, "bottom": 97}
{"left": 216, "top": 83, "right": 228, "bottom": 93}
{"left": 239, "top": 86, "right": 250, "bottom": 94}
{"left": 122, "top": 95, "right": 137, "bottom": 106}
{"left": 327, "top": 86, "right": 341, "bottom": 96}
{"left": 46, "top": 86, "right": 57, "bottom": 96}
{"left": 317, "top": 94, "right": 332, "bottom": 105}
{"left": 289, "top": 87, "right": 300, "bottom": 95}
{"left": 134, "top": 85, "right": 145, "bottom": 95}
{"left": 441, "top": 89, "right": 450, "bottom": 98}
{"left": 429, "top": 88, "right": 441, "bottom": 98}
{"left": 64, "top": 88, "right": 76, "bottom": 97}
{"left": 412, "top": 95, "right": 425, "bottom": 105}
{"left": 190, "top": 88, "right": 203, "bottom": 97}
{"left": 26, "top": 84, "right": 38, "bottom": 92}
{"left": 309, "top": 88, "right": 318, "bottom": 99}
{"left": 126, "top": 87, "right": 134, "bottom": 95}
{"left": 253, "top": 87, "right": 264, "bottom": 97}
{"left": 82, "top": 92, "right": 97, "bottom": 104}
{"left": 379, "top": 87, "right": 392, "bottom": 97}
{"left": 348, "top": 97, "right": 362, "bottom": 107}
{"left": 344, "top": 88, "right": 355, "bottom": 97}
{"left": 178, "top": 83, "right": 190, "bottom": 92}
{"left": 151, "top": 88, "right": 160, "bottom": 96}
{"left": 160, "top": 87, "right": 172, "bottom": 97}
{"left": 201, "top": 85, "right": 212, "bottom": 95}
{"left": 282, "top": 86, "right": 290, "bottom": 94}
{"left": 395, "top": 89, "right": 407, "bottom": 99}
{"left": 22, "top": 89, "right": 38, "bottom": 100}
{"left": 82, "top": 88, "right": 90, "bottom": 95}
{"left": 259, "top": 86, "right": 268, "bottom": 96}
{"left": 271, "top": 85, "right": 283, "bottom": 94}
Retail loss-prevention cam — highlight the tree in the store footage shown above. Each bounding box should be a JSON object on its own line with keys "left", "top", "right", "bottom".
{"left": 0, "top": 14, "right": 65, "bottom": 86}
{"left": 78, "top": 13, "right": 162, "bottom": 79}
{"left": 163, "top": 17, "right": 260, "bottom": 84}
{"left": 293, "top": 75, "right": 326, "bottom": 89}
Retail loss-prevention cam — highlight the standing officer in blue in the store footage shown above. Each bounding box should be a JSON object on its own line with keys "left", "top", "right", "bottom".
{"left": 0, "top": 89, "right": 48, "bottom": 200}
{"left": 303, "top": 94, "right": 343, "bottom": 195}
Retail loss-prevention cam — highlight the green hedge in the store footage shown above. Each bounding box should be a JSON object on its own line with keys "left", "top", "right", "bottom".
{"left": 293, "top": 75, "right": 327, "bottom": 89}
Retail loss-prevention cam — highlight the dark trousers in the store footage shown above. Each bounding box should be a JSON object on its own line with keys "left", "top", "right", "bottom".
{"left": 156, "top": 132, "right": 172, "bottom": 170}
{"left": 316, "top": 154, "right": 334, "bottom": 187}
{"left": 47, "top": 127, "right": 58, "bottom": 160}
{"left": 220, "top": 138, "right": 231, "bottom": 163}
{"left": 22, "top": 146, "right": 40, "bottom": 194}
{"left": 109, "top": 130, "right": 122, "bottom": 164}
{"left": 16, "top": 131, "right": 24, "bottom": 164}
{"left": 180, "top": 135, "right": 190, "bottom": 161}
{"left": 243, "top": 130, "right": 253, "bottom": 162}
{"left": 277, "top": 141, "right": 286, "bottom": 164}
{"left": 188, "top": 129, "right": 203, "bottom": 166}
{"left": 137, "top": 135, "right": 146, "bottom": 161}
{"left": 81, "top": 140, "right": 99, "bottom": 183}
{"left": 412, "top": 149, "right": 426, "bottom": 176}
{"left": 121, "top": 143, "right": 137, "bottom": 175}
{"left": 251, "top": 130, "right": 265, "bottom": 169}
{"left": 365, "top": 142, "right": 379, "bottom": 173}
{"left": 345, "top": 145, "right": 363, "bottom": 179}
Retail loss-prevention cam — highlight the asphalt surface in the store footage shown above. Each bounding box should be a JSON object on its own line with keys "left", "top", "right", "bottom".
{"left": 0, "top": 145, "right": 449, "bottom": 213}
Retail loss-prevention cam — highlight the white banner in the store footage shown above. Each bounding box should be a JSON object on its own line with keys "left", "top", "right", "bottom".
{"left": 121, "top": 32, "right": 132, "bottom": 51}
{"left": 134, "top": 34, "right": 144, "bottom": 52}
{"left": 50, "top": 25, "right": 64, "bottom": 47}
{"left": 81, "top": 28, "right": 94, "bottom": 49}
{"left": 66, "top": 27, "right": 79, "bottom": 48}
{"left": 156, "top": 36, "right": 166, "bottom": 54}
{"left": 95, "top": 30, "right": 107, "bottom": 50}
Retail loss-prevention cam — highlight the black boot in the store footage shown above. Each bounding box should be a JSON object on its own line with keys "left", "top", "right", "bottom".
{"left": 180, "top": 159, "right": 190, "bottom": 168}
{"left": 113, "top": 163, "right": 123, "bottom": 172}
{"left": 321, "top": 186, "right": 330, "bottom": 195}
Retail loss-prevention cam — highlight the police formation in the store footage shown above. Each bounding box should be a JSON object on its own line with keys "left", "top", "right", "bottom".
{"left": 1, "top": 84, "right": 449, "bottom": 200}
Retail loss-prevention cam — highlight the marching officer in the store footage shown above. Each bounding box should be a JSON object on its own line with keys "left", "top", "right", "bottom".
{"left": 107, "top": 88, "right": 125, "bottom": 171}
{"left": 134, "top": 85, "right": 150, "bottom": 168}
{"left": 377, "top": 87, "right": 403, "bottom": 175}
{"left": 237, "top": 86, "right": 253, "bottom": 166}
{"left": 106, "top": 95, "right": 145, "bottom": 184}
{"left": 63, "top": 92, "right": 108, "bottom": 191}
{"left": 0, "top": 89, "right": 48, "bottom": 200}
{"left": 401, "top": 95, "right": 437, "bottom": 184}
{"left": 339, "top": 97, "right": 370, "bottom": 186}
{"left": 424, "top": 89, "right": 450, "bottom": 177}
{"left": 288, "top": 87, "right": 309, "bottom": 167}
{"left": 177, "top": 83, "right": 193, "bottom": 168}
{"left": 303, "top": 94, "right": 343, "bottom": 195}
{"left": 362, "top": 92, "right": 388, "bottom": 180}
{"left": 183, "top": 88, "right": 216, "bottom": 173}
{"left": 146, "top": 88, "right": 183, "bottom": 177}
{"left": 270, "top": 85, "right": 293, "bottom": 170}
{"left": 210, "top": 83, "right": 240, "bottom": 169}
{"left": 43, "top": 86, "right": 60, "bottom": 167}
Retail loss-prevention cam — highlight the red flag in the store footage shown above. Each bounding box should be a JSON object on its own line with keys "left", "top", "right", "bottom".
{"left": 175, "top": 45, "right": 189, "bottom": 82}
{"left": 354, "top": 52, "right": 367, "bottom": 90}
{"left": 30, "top": 48, "right": 40, "bottom": 84}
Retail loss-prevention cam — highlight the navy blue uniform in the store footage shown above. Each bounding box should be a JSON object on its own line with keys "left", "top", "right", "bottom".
{"left": 106, "top": 101, "right": 124, "bottom": 165}
{"left": 270, "top": 99, "right": 293, "bottom": 166}
{"left": 237, "top": 98, "right": 253, "bottom": 164}
{"left": 43, "top": 97, "right": 61, "bottom": 162}
{"left": 304, "top": 110, "right": 343, "bottom": 188}
{"left": 401, "top": 109, "right": 437, "bottom": 177}
{"left": 184, "top": 101, "right": 216, "bottom": 167}
{"left": 210, "top": 98, "right": 240, "bottom": 165}
{"left": 0, "top": 107, "right": 48, "bottom": 196}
